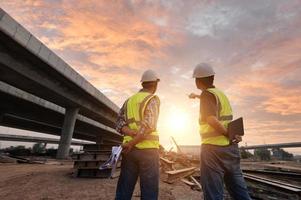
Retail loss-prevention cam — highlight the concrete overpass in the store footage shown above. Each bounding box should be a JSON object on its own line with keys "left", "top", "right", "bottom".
{"left": 0, "top": 8, "right": 122, "bottom": 158}
{"left": 241, "top": 142, "right": 301, "bottom": 150}
{"left": 0, "top": 133, "right": 93, "bottom": 146}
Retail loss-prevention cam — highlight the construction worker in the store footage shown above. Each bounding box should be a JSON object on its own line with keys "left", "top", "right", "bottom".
{"left": 115, "top": 69, "right": 160, "bottom": 200}
{"left": 189, "top": 63, "right": 251, "bottom": 200}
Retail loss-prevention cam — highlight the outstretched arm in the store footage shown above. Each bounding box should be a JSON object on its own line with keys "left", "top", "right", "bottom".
{"left": 189, "top": 93, "right": 201, "bottom": 99}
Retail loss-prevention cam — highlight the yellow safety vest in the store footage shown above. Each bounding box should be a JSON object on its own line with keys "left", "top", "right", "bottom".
{"left": 199, "top": 88, "right": 233, "bottom": 146}
{"left": 123, "top": 91, "right": 160, "bottom": 149}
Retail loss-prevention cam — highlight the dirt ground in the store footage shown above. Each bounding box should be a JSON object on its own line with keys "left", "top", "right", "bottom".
{"left": 0, "top": 162, "right": 201, "bottom": 200}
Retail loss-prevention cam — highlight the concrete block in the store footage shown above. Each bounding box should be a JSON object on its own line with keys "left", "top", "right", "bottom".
{"left": 0, "top": 8, "right": 5, "bottom": 20}
{"left": 14, "top": 25, "right": 31, "bottom": 47}
{"left": 48, "top": 52, "right": 59, "bottom": 68}
{"left": 38, "top": 44, "right": 51, "bottom": 62}
{"left": 0, "top": 14, "right": 18, "bottom": 36}
{"left": 26, "top": 36, "right": 41, "bottom": 54}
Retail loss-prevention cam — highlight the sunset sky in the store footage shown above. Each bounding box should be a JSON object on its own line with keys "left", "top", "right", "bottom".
{"left": 1, "top": 0, "right": 301, "bottom": 153}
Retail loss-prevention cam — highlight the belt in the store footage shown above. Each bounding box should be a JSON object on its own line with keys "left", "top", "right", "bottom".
{"left": 202, "top": 131, "right": 227, "bottom": 139}
{"left": 200, "top": 115, "right": 233, "bottom": 125}
{"left": 125, "top": 134, "right": 159, "bottom": 141}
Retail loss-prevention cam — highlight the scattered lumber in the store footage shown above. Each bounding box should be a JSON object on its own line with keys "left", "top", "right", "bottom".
{"left": 171, "top": 136, "right": 183, "bottom": 154}
{"left": 164, "top": 167, "right": 196, "bottom": 184}
{"left": 190, "top": 176, "right": 202, "bottom": 191}
{"left": 159, "top": 137, "right": 202, "bottom": 191}
{"left": 181, "top": 178, "right": 196, "bottom": 187}
{"left": 160, "top": 157, "right": 175, "bottom": 172}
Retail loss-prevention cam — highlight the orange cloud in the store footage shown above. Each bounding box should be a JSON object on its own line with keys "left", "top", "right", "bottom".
{"left": 42, "top": 1, "right": 179, "bottom": 68}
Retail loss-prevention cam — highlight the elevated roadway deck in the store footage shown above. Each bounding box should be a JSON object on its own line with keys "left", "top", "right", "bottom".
{"left": 0, "top": 8, "right": 122, "bottom": 158}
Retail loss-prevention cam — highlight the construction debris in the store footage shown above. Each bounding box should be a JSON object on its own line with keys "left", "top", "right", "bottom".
{"left": 0, "top": 153, "right": 46, "bottom": 164}
{"left": 0, "top": 154, "right": 16, "bottom": 163}
{"left": 158, "top": 138, "right": 202, "bottom": 192}
{"left": 190, "top": 176, "right": 202, "bottom": 191}
{"left": 164, "top": 167, "right": 196, "bottom": 184}
{"left": 171, "top": 136, "right": 183, "bottom": 154}
{"left": 181, "top": 178, "right": 196, "bottom": 187}
{"left": 160, "top": 157, "right": 175, "bottom": 171}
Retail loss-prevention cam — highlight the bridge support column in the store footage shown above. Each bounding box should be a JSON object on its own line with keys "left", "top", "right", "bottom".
{"left": 57, "top": 107, "right": 79, "bottom": 159}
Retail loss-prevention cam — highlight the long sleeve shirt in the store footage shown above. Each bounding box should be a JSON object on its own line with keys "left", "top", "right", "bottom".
{"left": 116, "top": 91, "right": 160, "bottom": 135}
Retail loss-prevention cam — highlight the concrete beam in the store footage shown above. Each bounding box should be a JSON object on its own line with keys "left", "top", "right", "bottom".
{"left": 0, "top": 81, "right": 122, "bottom": 141}
{"left": 0, "top": 133, "right": 93, "bottom": 146}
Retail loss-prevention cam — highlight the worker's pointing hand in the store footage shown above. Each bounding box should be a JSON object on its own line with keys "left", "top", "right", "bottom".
{"left": 188, "top": 93, "right": 199, "bottom": 99}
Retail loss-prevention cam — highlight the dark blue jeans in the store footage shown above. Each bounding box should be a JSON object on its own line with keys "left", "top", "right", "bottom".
{"left": 115, "top": 148, "right": 159, "bottom": 200}
{"left": 200, "top": 144, "right": 251, "bottom": 200}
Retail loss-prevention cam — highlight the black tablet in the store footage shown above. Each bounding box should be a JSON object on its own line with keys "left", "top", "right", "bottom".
{"left": 228, "top": 117, "right": 244, "bottom": 140}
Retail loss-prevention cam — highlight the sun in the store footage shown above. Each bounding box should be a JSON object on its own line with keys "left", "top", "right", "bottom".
{"left": 167, "top": 110, "right": 189, "bottom": 133}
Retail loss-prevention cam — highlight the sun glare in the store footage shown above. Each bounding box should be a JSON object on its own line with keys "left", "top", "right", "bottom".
{"left": 167, "top": 110, "right": 189, "bottom": 134}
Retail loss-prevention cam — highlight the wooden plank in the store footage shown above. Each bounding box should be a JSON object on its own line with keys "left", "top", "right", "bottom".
{"left": 160, "top": 157, "right": 175, "bottom": 172}
{"left": 164, "top": 167, "right": 196, "bottom": 184}
{"left": 160, "top": 157, "right": 174, "bottom": 164}
{"left": 181, "top": 178, "right": 195, "bottom": 186}
{"left": 190, "top": 176, "right": 202, "bottom": 191}
{"left": 166, "top": 167, "right": 196, "bottom": 175}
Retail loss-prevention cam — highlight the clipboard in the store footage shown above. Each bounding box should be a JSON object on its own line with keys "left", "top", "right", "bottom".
{"left": 227, "top": 117, "right": 244, "bottom": 141}
{"left": 99, "top": 145, "right": 122, "bottom": 178}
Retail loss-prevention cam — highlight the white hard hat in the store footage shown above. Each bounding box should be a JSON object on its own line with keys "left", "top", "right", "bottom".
{"left": 192, "top": 63, "right": 215, "bottom": 78}
{"left": 140, "top": 69, "right": 160, "bottom": 82}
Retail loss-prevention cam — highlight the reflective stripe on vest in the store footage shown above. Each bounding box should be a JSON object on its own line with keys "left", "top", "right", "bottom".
{"left": 123, "top": 91, "right": 160, "bottom": 149}
{"left": 199, "top": 88, "right": 232, "bottom": 146}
